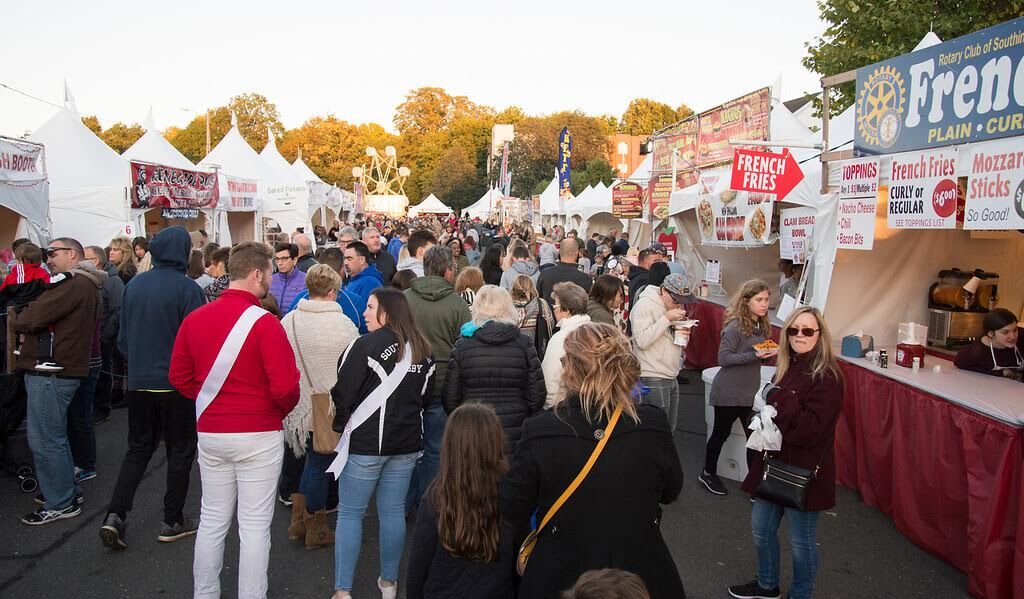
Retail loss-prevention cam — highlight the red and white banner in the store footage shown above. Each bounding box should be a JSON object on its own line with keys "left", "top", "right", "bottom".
{"left": 0, "top": 138, "right": 44, "bottom": 183}
{"left": 224, "top": 175, "right": 257, "bottom": 211}
{"left": 964, "top": 138, "right": 1024, "bottom": 231}
{"left": 886, "top": 148, "right": 958, "bottom": 229}
{"left": 730, "top": 148, "right": 803, "bottom": 200}
{"left": 130, "top": 161, "right": 218, "bottom": 209}
{"left": 837, "top": 157, "right": 879, "bottom": 200}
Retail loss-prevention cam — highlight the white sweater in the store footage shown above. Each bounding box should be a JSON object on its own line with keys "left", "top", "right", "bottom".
{"left": 281, "top": 299, "right": 360, "bottom": 456}
{"left": 541, "top": 314, "right": 592, "bottom": 409}
{"left": 629, "top": 285, "right": 682, "bottom": 379}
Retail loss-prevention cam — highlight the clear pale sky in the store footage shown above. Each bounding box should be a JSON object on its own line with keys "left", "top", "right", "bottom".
{"left": 1, "top": 0, "right": 827, "bottom": 136}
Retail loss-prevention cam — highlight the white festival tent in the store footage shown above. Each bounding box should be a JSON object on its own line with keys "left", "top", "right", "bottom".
{"left": 30, "top": 90, "right": 130, "bottom": 246}
{"left": 407, "top": 193, "right": 452, "bottom": 218}
{"left": 292, "top": 151, "right": 322, "bottom": 183}
{"left": 258, "top": 128, "right": 311, "bottom": 236}
{"left": 0, "top": 135, "right": 50, "bottom": 246}
{"left": 198, "top": 116, "right": 271, "bottom": 243}
{"left": 463, "top": 188, "right": 499, "bottom": 221}
{"left": 293, "top": 151, "right": 354, "bottom": 227}
{"left": 537, "top": 170, "right": 562, "bottom": 228}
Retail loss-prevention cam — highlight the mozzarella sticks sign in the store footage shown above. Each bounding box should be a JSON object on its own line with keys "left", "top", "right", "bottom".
{"left": 965, "top": 138, "right": 1024, "bottom": 230}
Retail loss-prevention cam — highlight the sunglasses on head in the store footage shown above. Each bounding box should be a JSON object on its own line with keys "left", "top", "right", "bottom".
{"left": 786, "top": 326, "right": 820, "bottom": 337}
{"left": 45, "top": 247, "right": 72, "bottom": 258}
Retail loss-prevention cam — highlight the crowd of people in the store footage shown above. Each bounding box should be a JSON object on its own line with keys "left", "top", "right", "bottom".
{"left": 0, "top": 213, "right": 865, "bottom": 599}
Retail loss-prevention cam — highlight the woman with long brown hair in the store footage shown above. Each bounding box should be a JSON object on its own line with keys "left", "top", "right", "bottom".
{"left": 700, "top": 279, "right": 776, "bottom": 497}
{"left": 501, "top": 322, "right": 685, "bottom": 599}
{"left": 331, "top": 288, "right": 435, "bottom": 599}
{"left": 729, "top": 306, "right": 843, "bottom": 599}
{"left": 406, "top": 403, "right": 515, "bottom": 599}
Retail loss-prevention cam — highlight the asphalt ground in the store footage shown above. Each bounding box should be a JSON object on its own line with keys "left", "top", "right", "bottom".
{"left": 0, "top": 371, "right": 969, "bottom": 598}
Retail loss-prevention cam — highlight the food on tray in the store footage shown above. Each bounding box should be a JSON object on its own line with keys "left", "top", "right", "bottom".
{"left": 754, "top": 339, "right": 779, "bottom": 351}
{"left": 719, "top": 189, "right": 737, "bottom": 205}
{"left": 748, "top": 206, "right": 767, "bottom": 240}
{"left": 653, "top": 204, "right": 670, "bottom": 219}
{"left": 697, "top": 199, "right": 714, "bottom": 238}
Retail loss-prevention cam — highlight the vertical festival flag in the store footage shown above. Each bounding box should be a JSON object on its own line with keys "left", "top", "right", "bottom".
{"left": 500, "top": 141, "right": 511, "bottom": 197}
{"left": 558, "top": 127, "right": 572, "bottom": 199}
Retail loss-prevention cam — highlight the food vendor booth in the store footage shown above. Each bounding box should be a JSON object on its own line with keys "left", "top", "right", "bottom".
{"left": 198, "top": 115, "right": 267, "bottom": 243}
{"left": 0, "top": 136, "right": 50, "bottom": 246}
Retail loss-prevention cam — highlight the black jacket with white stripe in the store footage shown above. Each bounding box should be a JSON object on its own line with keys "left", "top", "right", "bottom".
{"left": 331, "top": 327, "right": 435, "bottom": 456}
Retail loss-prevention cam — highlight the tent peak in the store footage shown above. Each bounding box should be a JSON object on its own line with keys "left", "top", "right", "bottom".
{"left": 143, "top": 107, "right": 155, "bottom": 132}
{"left": 62, "top": 80, "right": 79, "bottom": 118}
{"left": 231, "top": 111, "right": 238, "bottom": 127}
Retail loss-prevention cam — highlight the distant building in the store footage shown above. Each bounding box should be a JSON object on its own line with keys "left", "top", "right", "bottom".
{"left": 605, "top": 134, "right": 645, "bottom": 179}
{"left": 491, "top": 124, "right": 515, "bottom": 157}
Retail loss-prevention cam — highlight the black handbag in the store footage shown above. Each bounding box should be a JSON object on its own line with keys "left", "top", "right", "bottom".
{"left": 753, "top": 456, "right": 818, "bottom": 511}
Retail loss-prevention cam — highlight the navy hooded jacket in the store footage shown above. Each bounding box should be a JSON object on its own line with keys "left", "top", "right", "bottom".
{"left": 118, "top": 227, "right": 206, "bottom": 390}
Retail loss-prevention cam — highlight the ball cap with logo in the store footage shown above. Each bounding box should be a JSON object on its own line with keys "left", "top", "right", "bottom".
{"left": 661, "top": 274, "right": 696, "bottom": 305}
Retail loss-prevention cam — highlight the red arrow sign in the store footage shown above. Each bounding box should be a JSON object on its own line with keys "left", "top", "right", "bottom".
{"left": 730, "top": 148, "right": 804, "bottom": 200}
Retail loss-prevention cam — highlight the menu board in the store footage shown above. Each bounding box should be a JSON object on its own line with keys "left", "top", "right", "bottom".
{"left": 697, "top": 189, "right": 775, "bottom": 247}
{"left": 612, "top": 181, "right": 644, "bottom": 219}
{"left": 838, "top": 157, "right": 879, "bottom": 199}
{"left": 651, "top": 119, "right": 698, "bottom": 172}
{"left": 648, "top": 174, "right": 674, "bottom": 220}
{"left": 964, "top": 137, "right": 1024, "bottom": 230}
{"left": 886, "top": 148, "right": 958, "bottom": 229}
{"left": 780, "top": 207, "right": 815, "bottom": 263}
{"left": 835, "top": 157, "right": 879, "bottom": 250}
{"left": 697, "top": 88, "right": 771, "bottom": 166}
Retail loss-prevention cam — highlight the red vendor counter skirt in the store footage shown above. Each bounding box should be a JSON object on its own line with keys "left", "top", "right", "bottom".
{"left": 836, "top": 361, "right": 1024, "bottom": 598}
{"left": 684, "top": 299, "right": 780, "bottom": 370}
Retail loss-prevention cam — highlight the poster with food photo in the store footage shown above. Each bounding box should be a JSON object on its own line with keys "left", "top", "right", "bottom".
{"left": 699, "top": 188, "right": 774, "bottom": 247}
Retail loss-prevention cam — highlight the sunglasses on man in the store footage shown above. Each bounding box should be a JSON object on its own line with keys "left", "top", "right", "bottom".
{"left": 786, "top": 327, "right": 820, "bottom": 337}
{"left": 45, "top": 247, "right": 73, "bottom": 258}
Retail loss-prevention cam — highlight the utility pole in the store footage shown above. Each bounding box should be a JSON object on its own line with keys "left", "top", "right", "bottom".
{"left": 205, "top": 109, "right": 211, "bottom": 156}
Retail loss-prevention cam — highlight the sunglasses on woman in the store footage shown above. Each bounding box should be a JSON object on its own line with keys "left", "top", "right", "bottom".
{"left": 786, "top": 326, "right": 819, "bottom": 337}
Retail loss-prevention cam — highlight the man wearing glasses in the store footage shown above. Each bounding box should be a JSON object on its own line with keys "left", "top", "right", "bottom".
{"left": 270, "top": 243, "right": 306, "bottom": 317}
{"left": 12, "top": 237, "right": 107, "bottom": 526}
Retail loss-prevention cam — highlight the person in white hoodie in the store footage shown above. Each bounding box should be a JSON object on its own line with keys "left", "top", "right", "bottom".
{"left": 540, "top": 282, "right": 591, "bottom": 409}
{"left": 500, "top": 245, "right": 539, "bottom": 290}
{"left": 395, "top": 230, "right": 436, "bottom": 278}
{"left": 629, "top": 273, "right": 693, "bottom": 431}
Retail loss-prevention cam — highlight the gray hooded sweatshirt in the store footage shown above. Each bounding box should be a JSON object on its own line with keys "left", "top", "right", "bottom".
{"left": 500, "top": 259, "right": 540, "bottom": 290}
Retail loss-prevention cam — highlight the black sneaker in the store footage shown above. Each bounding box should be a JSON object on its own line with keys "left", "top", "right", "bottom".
{"left": 699, "top": 471, "right": 728, "bottom": 496}
{"left": 35, "top": 493, "right": 84, "bottom": 508}
{"left": 21, "top": 503, "right": 81, "bottom": 526}
{"left": 158, "top": 518, "right": 198, "bottom": 542}
{"left": 728, "top": 580, "right": 781, "bottom": 599}
{"left": 100, "top": 513, "right": 128, "bottom": 549}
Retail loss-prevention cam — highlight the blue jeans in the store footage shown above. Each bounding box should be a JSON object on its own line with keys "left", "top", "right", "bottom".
{"left": 334, "top": 452, "right": 419, "bottom": 591}
{"left": 751, "top": 498, "right": 821, "bottom": 599}
{"left": 406, "top": 400, "right": 446, "bottom": 512}
{"left": 25, "top": 374, "right": 82, "bottom": 510}
{"left": 639, "top": 376, "right": 679, "bottom": 432}
{"left": 298, "top": 436, "right": 335, "bottom": 513}
{"left": 67, "top": 365, "right": 100, "bottom": 471}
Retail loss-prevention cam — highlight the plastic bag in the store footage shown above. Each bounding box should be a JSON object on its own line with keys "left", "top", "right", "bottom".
{"left": 746, "top": 404, "right": 782, "bottom": 452}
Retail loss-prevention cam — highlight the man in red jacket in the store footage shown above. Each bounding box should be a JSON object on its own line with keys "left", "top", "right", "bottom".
{"left": 169, "top": 241, "right": 300, "bottom": 599}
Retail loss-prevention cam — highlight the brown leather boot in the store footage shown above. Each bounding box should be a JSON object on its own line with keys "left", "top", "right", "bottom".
{"left": 287, "top": 493, "right": 306, "bottom": 540}
{"left": 304, "top": 509, "right": 335, "bottom": 550}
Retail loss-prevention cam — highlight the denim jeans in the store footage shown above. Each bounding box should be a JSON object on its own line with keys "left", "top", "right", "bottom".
{"left": 194, "top": 431, "right": 284, "bottom": 599}
{"left": 25, "top": 374, "right": 82, "bottom": 510}
{"left": 335, "top": 452, "right": 419, "bottom": 591}
{"left": 298, "top": 436, "right": 335, "bottom": 513}
{"left": 751, "top": 498, "right": 821, "bottom": 599}
{"left": 67, "top": 365, "right": 100, "bottom": 471}
{"left": 406, "top": 400, "right": 445, "bottom": 512}
{"left": 639, "top": 376, "right": 679, "bottom": 432}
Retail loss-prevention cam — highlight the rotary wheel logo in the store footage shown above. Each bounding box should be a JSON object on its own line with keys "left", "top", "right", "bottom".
{"left": 857, "top": 65, "right": 906, "bottom": 149}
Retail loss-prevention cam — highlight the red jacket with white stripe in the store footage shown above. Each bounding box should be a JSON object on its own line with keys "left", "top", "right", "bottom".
{"left": 170, "top": 289, "right": 300, "bottom": 434}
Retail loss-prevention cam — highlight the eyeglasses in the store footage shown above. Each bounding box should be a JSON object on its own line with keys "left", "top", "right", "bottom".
{"left": 45, "top": 247, "right": 72, "bottom": 258}
{"left": 786, "top": 327, "right": 820, "bottom": 337}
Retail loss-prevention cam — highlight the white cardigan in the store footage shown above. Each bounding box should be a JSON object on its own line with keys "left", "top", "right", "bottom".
{"left": 281, "top": 298, "right": 359, "bottom": 456}
{"left": 541, "top": 314, "right": 592, "bottom": 409}
{"left": 629, "top": 285, "right": 682, "bottom": 379}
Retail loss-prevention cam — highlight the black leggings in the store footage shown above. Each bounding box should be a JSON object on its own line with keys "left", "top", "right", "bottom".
{"left": 704, "top": 405, "right": 756, "bottom": 475}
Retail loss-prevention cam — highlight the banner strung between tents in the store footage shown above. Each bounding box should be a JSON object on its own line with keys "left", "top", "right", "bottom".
{"left": 0, "top": 138, "right": 44, "bottom": 183}
{"left": 697, "top": 87, "right": 771, "bottom": 166}
{"left": 131, "top": 161, "right": 218, "bottom": 209}
{"left": 224, "top": 176, "right": 257, "bottom": 211}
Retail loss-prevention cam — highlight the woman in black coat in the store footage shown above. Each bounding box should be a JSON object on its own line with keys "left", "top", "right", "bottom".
{"left": 443, "top": 285, "right": 545, "bottom": 453}
{"left": 500, "top": 322, "right": 685, "bottom": 599}
{"left": 479, "top": 245, "right": 504, "bottom": 286}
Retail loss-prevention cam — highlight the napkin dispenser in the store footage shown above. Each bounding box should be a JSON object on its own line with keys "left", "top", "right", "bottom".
{"left": 841, "top": 332, "right": 874, "bottom": 358}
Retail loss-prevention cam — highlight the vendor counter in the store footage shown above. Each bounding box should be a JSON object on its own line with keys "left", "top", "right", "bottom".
{"left": 836, "top": 350, "right": 1023, "bottom": 599}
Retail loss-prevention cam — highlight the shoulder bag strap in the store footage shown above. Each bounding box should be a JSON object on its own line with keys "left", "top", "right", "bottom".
{"left": 289, "top": 312, "right": 314, "bottom": 391}
{"left": 535, "top": 404, "right": 623, "bottom": 532}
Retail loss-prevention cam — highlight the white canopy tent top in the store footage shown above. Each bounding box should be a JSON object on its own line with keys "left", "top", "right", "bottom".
{"left": 463, "top": 188, "right": 499, "bottom": 220}
{"left": 122, "top": 108, "right": 195, "bottom": 170}
{"left": 292, "top": 151, "right": 322, "bottom": 183}
{"left": 408, "top": 193, "right": 452, "bottom": 217}
{"left": 538, "top": 171, "right": 561, "bottom": 216}
{"left": 258, "top": 128, "right": 311, "bottom": 235}
{"left": 30, "top": 88, "right": 129, "bottom": 245}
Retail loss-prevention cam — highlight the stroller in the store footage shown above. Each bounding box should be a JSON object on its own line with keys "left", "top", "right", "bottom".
{"left": 0, "top": 371, "right": 36, "bottom": 493}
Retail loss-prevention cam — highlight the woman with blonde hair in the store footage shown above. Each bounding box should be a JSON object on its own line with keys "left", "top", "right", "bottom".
{"left": 454, "top": 266, "right": 485, "bottom": 308}
{"left": 443, "top": 285, "right": 545, "bottom": 453}
{"left": 108, "top": 237, "right": 138, "bottom": 284}
{"left": 406, "top": 403, "right": 515, "bottom": 599}
{"left": 501, "top": 322, "right": 685, "bottom": 599}
{"left": 700, "top": 279, "right": 776, "bottom": 497}
{"left": 510, "top": 274, "right": 554, "bottom": 360}
{"left": 729, "top": 306, "right": 843, "bottom": 599}
{"left": 281, "top": 264, "right": 359, "bottom": 549}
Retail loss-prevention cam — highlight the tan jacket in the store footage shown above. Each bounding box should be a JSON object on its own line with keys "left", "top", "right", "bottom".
{"left": 629, "top": 285, "right": 682, "bottom": 379}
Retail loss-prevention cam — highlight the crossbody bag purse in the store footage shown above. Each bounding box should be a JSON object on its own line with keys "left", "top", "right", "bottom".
{"left": 753, "top": 417, "right": 837, "bottom": 511}
{"left": 290, "top": 315, "right": 342, "bottom": 454}
{"left": 516, "top": 405, "right": 623, "bottom": 576}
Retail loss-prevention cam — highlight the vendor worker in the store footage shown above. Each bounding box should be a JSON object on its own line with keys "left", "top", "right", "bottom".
{"left": 954, "top": 308, "right": 1023, "bottom": 382}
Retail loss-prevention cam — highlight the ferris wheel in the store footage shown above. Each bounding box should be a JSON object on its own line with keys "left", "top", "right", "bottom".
{"left": 352, "top": 146, "right": 410, "bottom": 196}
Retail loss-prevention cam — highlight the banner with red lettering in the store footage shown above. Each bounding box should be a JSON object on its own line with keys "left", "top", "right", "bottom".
{"left": 780, "top": 207, "right": 815, "bottom": 263}
{"left": 130, "top": 161, "right": 218, "bottom": 209}
{"left": 697, "top": 88, "right": 771, "bottom": 166}
{"left": 612, "top": 181, "right": 644, "bottom": 219}
{"left": 0, "top": 138, "right": 44, "bottom": 183}
{"left": 964, "top": 137, "right": 1024, "bottom": 230}
{"left": 223, "top": 175, "right": 257, "bottom": 211}
{"left": 886, "top": 148, "right": 958, "bottom": 229}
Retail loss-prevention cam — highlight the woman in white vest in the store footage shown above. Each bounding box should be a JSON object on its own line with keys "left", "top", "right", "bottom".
{"left": 281, "top": 264, "right": 359, "bottom": 549}
{"left": 329, "top": 288, "right": 435, "bottom": 599}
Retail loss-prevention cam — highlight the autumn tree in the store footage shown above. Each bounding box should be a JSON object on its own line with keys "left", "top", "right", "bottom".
{"left": 504, "top": 111, "right": 613, "bottom": 199}
{"left": 393, "top": 87, "right": 493, "bottom": 139}
{"left": 619, "top": 99, "right": 679, "bottom": 135}
{"left": 570, "top": 159, "right": 617, "bottom": 194}
{"left": 428, "top": 144, "right": 478, "bottom": 210}
{"left": 168, "top": 93, "right": 285, "bottom": 162}
{"left": 278, "top": 116, "right": 399, "bottom": 185}
{"left": 101, "top": 122, "right": 145, "bottom": 153}
{"left": 81, "top": 115, "right": 102, "bottom": 136}
{"left": 804, "top": 0, "right": 1022, "bottom": 114}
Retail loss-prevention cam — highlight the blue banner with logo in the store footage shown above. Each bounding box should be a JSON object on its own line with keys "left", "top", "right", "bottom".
{"left": 558, "top": 127, "right": 572, "bottom": 198}
{"left": 855, "top": 17, "right": 1024, "bottom": 155}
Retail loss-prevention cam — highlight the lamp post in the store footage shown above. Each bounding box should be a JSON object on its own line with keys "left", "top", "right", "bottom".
{"left": 181, "top": 108, "right": 211, "bottom": 157}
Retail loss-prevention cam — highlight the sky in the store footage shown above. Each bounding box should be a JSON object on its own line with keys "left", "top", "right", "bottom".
{"left": 1, "top": 0, "right": 828, "bottom": 137}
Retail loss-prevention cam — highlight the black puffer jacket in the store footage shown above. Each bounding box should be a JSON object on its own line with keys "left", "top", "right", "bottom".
{"left": 442, "top": 321, "right": 546, "bottom": 452}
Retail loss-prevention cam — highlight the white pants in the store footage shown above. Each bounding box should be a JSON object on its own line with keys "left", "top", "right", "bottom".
{"left": 193, "top": 431, "right": 284, "bottom": 599}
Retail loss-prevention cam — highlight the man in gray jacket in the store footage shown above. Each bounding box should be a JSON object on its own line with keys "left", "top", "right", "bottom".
{"left": 500, "top": 245, "right": 539, "bottom": 290}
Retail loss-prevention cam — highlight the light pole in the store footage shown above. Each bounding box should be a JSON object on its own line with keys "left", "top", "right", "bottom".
{"left": 181, "top": 108, "right": 211, "bottom": 157}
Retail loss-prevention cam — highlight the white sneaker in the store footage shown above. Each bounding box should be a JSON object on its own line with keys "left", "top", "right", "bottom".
{"left": 34, "top": 362, "right": 64, "bottom": 372}
{"left": 377, "top": 577, "right": 397, "bottom": 599}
